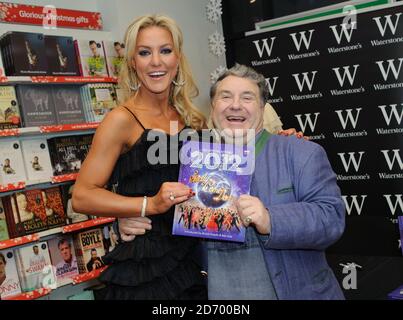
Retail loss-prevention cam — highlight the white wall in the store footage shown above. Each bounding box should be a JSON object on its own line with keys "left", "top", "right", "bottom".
{"left": 0, "top": 0, "right": 225, "bottom": 115}
{"left": 98, "top": 0, "right": 226, "bottom": 115}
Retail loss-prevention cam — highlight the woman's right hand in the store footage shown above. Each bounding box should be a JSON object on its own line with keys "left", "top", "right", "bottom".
{"left": 148, "top": 182, "right": 194, "bottom": 215}
{"left": 119, "top": 217, "right": 152, "bottom": 242}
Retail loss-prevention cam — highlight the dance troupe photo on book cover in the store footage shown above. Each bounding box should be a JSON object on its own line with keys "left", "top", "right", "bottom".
{"left": 172, "top": 140, "right": 254, "bottom": 242}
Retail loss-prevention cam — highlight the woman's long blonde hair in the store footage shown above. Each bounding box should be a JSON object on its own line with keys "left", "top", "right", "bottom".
{"left": 119, "top": 14, "right": 206, "bottom": 130}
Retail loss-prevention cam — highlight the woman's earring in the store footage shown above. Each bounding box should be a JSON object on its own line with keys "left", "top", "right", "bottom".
{"left": 172, "top": 78, "right": 185, "bottom": 86}
{"left": 129, "top": 83, "right": 141, "bottom": 91}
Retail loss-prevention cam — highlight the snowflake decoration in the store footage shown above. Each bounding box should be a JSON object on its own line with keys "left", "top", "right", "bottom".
{"left": 210, "top": 65, "right": 227, "bottom": 83}
{"left": 206, "top": 0, "right": 222, "bottom": 23}
{"left": 208, "top": 31, "right": 226, "bottom": 57}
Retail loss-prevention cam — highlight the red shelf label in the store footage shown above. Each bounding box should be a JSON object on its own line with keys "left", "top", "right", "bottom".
{"left": 0, "top": 128, "right": 20, "bottom": 137}
{"left": 30, "top": 76, "right": 117, "bottom": 83}
{"left": 40, "top": 123, "right": 99, "bottom": 133}
{"left": 0, "top": 181, "right": 26, "bottom": 193}
{"left": 0, "top": 234, "right": 39, "bottom": 250}
{"left": 4, "top": 288, "right": 52, "bottom": 300}
{"left": 51, "top": 173, "right": 78, "bottom": 183}
{"left": 72, "top": 266, "right": 108, "bottom": 285}
{"left": 62, "top": 217, "right": 115, "bottom": 233}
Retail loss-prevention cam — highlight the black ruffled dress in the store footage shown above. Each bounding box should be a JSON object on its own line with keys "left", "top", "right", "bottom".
{"left": 98, "top": 118, "right": 207, "bottom": 300}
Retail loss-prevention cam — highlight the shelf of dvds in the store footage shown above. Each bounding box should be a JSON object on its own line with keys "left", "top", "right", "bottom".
{"left": 0, "top": 217, "right": 115, "bottom": 250}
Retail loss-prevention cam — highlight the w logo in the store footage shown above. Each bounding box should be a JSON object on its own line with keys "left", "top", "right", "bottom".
{"left": 332, "top": 65, "right": 359, "bottom": 87}
{"left": 383, "top": 194, "right": 403, "bottom": 216}
{"left": 342, "top": 195, "right": 367, "bottom": 216}
{"left": 378, "top": 104, "right": 403, "bottom": 126}
{"left": 290, "top": 30, "right": 315, "bottom": 51}
{"left": 338, "top": 152, "right": 365, "bottom": 172}
{"left": 295, "top": 113, "right": 320, "bottom": 133}
{"left": 265, "top": 77, "right": 278, "bottom": 96}
{"left": 373, "top": 13, "right": 402, "bottom": 37}
{"left": 381, "top": 149, "right": 403, "bottom": 171}
{"left": 335, "top": 108, "right": 362, "bottom": 129}
{"left": 376, "top": 59, "right": 403, "bottom": 81}
{"left": 253, "top": 37, "right": 276, "bottom": 58}
{"left": 292, "top": 71, "right": 317, "bottom": 92}
{"left": 329, "top": 22, "right": 357, "bottom": 44}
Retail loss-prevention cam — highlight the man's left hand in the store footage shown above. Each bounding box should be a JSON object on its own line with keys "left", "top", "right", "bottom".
{"left": 236, "top": 195, "right": 271, "bottom": 235}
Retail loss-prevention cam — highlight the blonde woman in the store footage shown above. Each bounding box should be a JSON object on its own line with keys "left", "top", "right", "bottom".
{"left": 73, "top": 14, "right": 207, "bottom": 299}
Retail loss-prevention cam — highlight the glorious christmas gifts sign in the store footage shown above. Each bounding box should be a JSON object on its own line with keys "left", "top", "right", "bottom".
{"left": 0, "top": 2, "right": 103, "bottom": 30}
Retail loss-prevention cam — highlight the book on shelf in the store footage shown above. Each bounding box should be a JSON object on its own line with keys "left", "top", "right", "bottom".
{"left": 48, "top": 235, "right": 79, "bottom": 287}
{"left": 51, "top": 86, "right": 86, "bottom": 124}
{"left": 87, "top": 83, "right": 117, "bottom": 122}
{"left": 0, "top": 86, "right": 21, "bottom": 130}
{"left": 42, "top": 187, "right": 67, "bottom": 229}
{"left": 1, "top": 32, "right": 48, "bottom": 77}
{"left": 0, "top": 140, "right": 27, "bottom": 186}
{"left": 0, "top": 198, "right": 9, "bottom": 241}
{"left": 20, "top": 139, "right": 53, "bottom": 183}
{"left": 73, "top": 228, "right": 105, "bottom": 274}
{"left": 4, "top": 190, "right": 49, "bottom": 237}
{"left": 47, "top": 134, "right": 93, "bottom": 176}
{"left": 0, "top": 249, "right": 22, "bottom": 299}
{"left": 16, "top": 85, "right": 57, "bottom": 127}
{"left": 103, "top": 41, "right": 125, "bottom": 78}
{"left": 14, "top": 241, "right": 53, "bottom": 292}
{"left": 60, "top": 184, "right": 90, "bottom": 224}
{"left": 44, "top": 35, "right": 80, "bottom": 76}
{"left": 75, "top": 40, "right": 108, "bottom": 77}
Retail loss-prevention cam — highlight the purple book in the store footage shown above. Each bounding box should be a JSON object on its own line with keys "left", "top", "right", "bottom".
{"left": 172, "top": 140, "right": 254, "bottom": 242}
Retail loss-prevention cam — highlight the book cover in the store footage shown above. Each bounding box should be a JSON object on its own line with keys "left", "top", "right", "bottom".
{"left": 399, "top": 216, "right": 403, "bottom": 256}
{"left": 75, "top": 40, "right": 108, "bottom": 77}
{"left": 47, "top": 134, "right": 92, "bottom": 176}
{"left": 102, "top": 225, "right": 118, "bottom": 254}
{"left": 11, "top": 190, "right": 48, "bottom": 236}
{"left": 47, "top": 236, "right": 79, "bottom": 287}
{"left": 47, "top": 135, "right": 79, "bottom": 176}
{"left": 0, "top": 44, "right": 5, "bottom": 77}
{"left": 52, "top": 86, "right": 86, "bottom": 124}
{"left": 172, "top": 140, "right": 253, "bottom": 242}
{"left": 0, "top": 249, "right": 22, "bottom": 299}
{"left": 44, "top": 35, "right": 80, "bottom": 76}
{"left": 0, "top": 86, "right": 21, "bottom": 130}
{"left": 15, "top": 242, "right": 52, "bottom": 292}
{"left": 0, "top": 140, "right": 27, "bottom": 186}
{"left": 0, "top": 198, "right": 9, "bottom": 241}
{"left": 17, "top": 85, "right": 57, "bottom": 127}
{"left": 60, "top": 184, "right": 89, "bottom": 224}
{"left": 88, "top": 84, "right": 117, "bottom": 122}
{"left": 42, "top": 187, "right": 67, "bottom": 229}
{"left": 103, "top": 41, "right": 125, "bottom": 78}
{"left": 21, "top": 139, "right": 53, "bottom": 183}
{"left": 7, "top": 32, "right": 48, "bottom": 76}
{"left": 73, "top": 228, "right": 105, "bottom": 274}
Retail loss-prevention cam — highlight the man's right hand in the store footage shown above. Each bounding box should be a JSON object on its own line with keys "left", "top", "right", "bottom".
{"left": 118, "top": 217, "right": 153, "bottom": 242}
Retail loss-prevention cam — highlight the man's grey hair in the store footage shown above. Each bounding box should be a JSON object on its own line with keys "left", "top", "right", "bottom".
{"left": 209, "top": 64, "right": 269, "bottom": 107}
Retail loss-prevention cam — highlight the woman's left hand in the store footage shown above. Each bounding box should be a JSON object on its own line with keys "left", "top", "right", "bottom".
{"left": 278, "top": 128, "right": 309, "bottom": 140}
{"left": 236, "top": 195, "right": 271, "bottom": 235}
